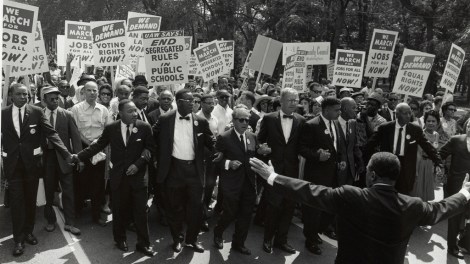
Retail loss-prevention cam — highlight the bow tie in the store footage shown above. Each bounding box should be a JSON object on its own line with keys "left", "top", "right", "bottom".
{"left": 283, "top": 115, "right": 293, "bottom": 119}
{"left": 179, "top": 116, "right": 190, "bottom": 120}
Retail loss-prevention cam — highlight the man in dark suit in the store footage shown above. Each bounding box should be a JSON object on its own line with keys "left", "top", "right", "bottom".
{"left": 72, "top": 99, "right": 156, "bottom": 257}
{"left": 257, "top": 88, "right": 305, "bottom": 254}
{"left": 299, "top": 97, "right": 341, "bottom": 254}
{"left": 238, "top": 91, "right": 260, "bottom": 132}
{"left": 367, "top": 103, "right": 442, "bottom": 194}
{"left": 250, "top": 152, "right": 470, "bottom": 264}
{"left": 439, "top": 128, "right": 470, "bottom": 258}
{"left": 336, "top": 97, "right": 364, "bottom": 186}
{"left": 131, "top": 86, "right": 153, "bottom": 124}
{"left": 1, "top": 83, "right": 72, "bottom": 256}
{"left": 379, "top": 92, "right": 399, "bottom": 122}
{"left": 40, "top": 87, "right": 84, "bottom": 236}
{"left": 213, "top": 105, "right": 258, "bottom": 255}
{"left": 154, "top": 89, "right": 221, "bottom": 253}
{"left": 147, "top": 90, "right": 173, "bottom": 125}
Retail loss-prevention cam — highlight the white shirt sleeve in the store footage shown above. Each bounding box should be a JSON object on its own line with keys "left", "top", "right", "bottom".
{"left": 225, "top": 160, "right": 231, "bottom": 170}
{"left": 459, "top": 189, "right": 470, "bottom": 201}
{"left": 267, "top": 172, "right": 278, "bottom": 186}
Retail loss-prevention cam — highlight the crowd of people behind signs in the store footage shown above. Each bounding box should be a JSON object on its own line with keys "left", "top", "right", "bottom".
{"left": 1, "top": 56, "right": 470, "bottom": 262}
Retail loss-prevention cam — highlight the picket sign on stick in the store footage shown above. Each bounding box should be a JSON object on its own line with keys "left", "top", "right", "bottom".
{"left": 371, "top": 77, "right": 377, "bottom": 93}
{"left": 2, "top": 66, "right": 11, "bottom": 107}
{"left": 110, "top": 66, "right": 115, "bottom": 87}
{"left": 255, "top": 39, "right": 271, "bottom": 85}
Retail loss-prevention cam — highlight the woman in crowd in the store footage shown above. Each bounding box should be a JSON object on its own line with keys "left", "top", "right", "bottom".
{"left": 97, "top": 84, "right": 112, "bottom": 109}
{"left": 409, "top": 99, "right": 422, "bottom": 127}
{"left": 192, "top": 93, "right": 202, "bottom": 113}
{"left": 418, "top": 100, "right": 433, "bottom": 128}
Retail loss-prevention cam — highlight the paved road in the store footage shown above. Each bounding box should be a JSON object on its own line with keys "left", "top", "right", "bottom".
{"left": 0, "top": 186, "right": 469, "bottom": 264}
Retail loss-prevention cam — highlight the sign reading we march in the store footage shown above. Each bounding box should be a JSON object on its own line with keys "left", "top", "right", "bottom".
{"left": 194, "top": 41, "right": 225, "bottom": 81}
{"left": 364, "top": 29, "right": 398, "bottom": 78}
{"left": 332, "top": 49, "right": 365, "bottom": 88}
{"left": 65, "top": 21, "right": 94, "bottom": 64}
{"left": 440, "top": 44, "right": 465, "bottom": 93}
{"left": 127, "top": 12, "right": 161, "bottom": 66}
{"left": 143, "top": 30, "right": 188, "bottom": 85}
{"left": 3, "top": 0, "right": 38, "bottom": 67}
{"left": 91, "top": 20, "right": 128, "bottom": 66}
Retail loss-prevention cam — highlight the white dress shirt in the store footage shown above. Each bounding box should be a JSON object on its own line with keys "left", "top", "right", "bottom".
{"left": 138, "top": 108, "right": 148, "bottom": 123}
{"left": 338, "top": 116, "right": 348, "bottom": 136}
{"left": 12, "top": 104, "right": 26, "bottom": 137}
{"left": 320, "top": 113, "right": 337, "bottom": 150}
{"left": 44, "top": 108, "right": 57, "bottom": 128}
{"left": 466, "top": 137, "right": 470, "bottom": 153}
{"left": 160, "top": 106, "right": 171, "bottom": 115}
{"left": 212, "top": 104, "right": 233, "bottom": 135}
{"left": 172, "top": 111, "right": 195, "bottom": 160}
{"left": 225, "top": 129, "right": 247, "bottom": 170}
{"left": 120, "top": 122, "right": 133, "bottom": 146}
{"left": 393, "top": 123, "right": 407, "bottom": 156}
{"left": 197, "top": 110, "right": 218, "bottom": 136}
{"left": 280, "top": 110, "right": 293, "bottom": 143}
{"left": 388, "top": 108, "right": 395, "bottom": 121}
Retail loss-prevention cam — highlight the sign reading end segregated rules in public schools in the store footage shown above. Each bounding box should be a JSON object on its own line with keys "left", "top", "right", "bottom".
{"left": 332, "top": 49, "right": 366, "bottom": 88}
{"left": 143, "top": 30, "right": 188, "bottom": 85}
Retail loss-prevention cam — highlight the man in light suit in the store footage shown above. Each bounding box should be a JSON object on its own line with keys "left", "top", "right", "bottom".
{"left": 367, "top": 103, "right": 442, "bottom": 194}
{"left": 153, "top": 89, "right": 221, "bottom": 253}
{"left": 250, "top": 152, "right": 470, "bottom": 264}
{"left": 1, "top": 84, "right": 72, "bottom": 256}
{"left": 41, "top": 86, "right": 84, "bottom": 235}
{"left": 213, "top": 105, "right": 258, "bottom": 255}
{"left": 439, "top": 122, "right": 470, "bottom": 259}
{"left": 72, "top": 99, "right": 156, "bottom": 257}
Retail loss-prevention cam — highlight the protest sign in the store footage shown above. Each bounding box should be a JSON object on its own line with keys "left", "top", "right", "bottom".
{"left": 143, "top": 30, "right": 188, "bottom": 85}
{"left": 283, "top": 51, "right": 307, "bottom": 92}
{"left": 10, "top": 21, "right": 48, "bottom": 76}
{"left": 240, "top": 51, "right": 253, "bottom": 79}
{"left": 65, "top": 21, "right": 94, "bottom": 65}
{"left": 91, "top": 20, "right": 127, "bottom": 66}
{"left": 218, "top": 40, "right": 235, "bottom": 73}
{"left": 440, "top": 44, "right": 465, "bottom": 93}
{"left": 248, "top": 35, "right": 282, "bottom": 77}
{"left": 332, "top": 49, "right": 365, "bottom": 88}
{"left": 392, "top": 48, "right": 435, "bottom": 97}
{"left": 127, "top": 12, "right": 161, "bottom": 69}
{"left": 115, "top": 65, "right": 135, "bottom": 80}
{"left": 189, "top": 55, "right": 202, "bottom": 76}
{"left": 327, "top": 60, "right": 335, "bottom": 81}
{"left": 57, "top": 35, "right": 66, "bottom": 66}
{"left": 364, "top": 29, "right": 398, "bottom": 78}
{"left": 3, "top": 1, "right": 38, "bottom": 67}
{"left": 282, "top": 42, "right": 330, "bottom": 65}
{"left": 194, "top": 40, "right": 225, "bottom": 81}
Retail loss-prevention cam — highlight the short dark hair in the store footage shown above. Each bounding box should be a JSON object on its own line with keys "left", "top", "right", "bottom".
{"left": 99, "top": 84, "right": 112, "bottom": 94}
{"left": 175, "top": 89, "right": 191, "bottom": 101}
{"left": 308, "top": 82, "right": 321, "bottom": 91}
{"left": 242, "top": 91, "right": 256, "bottom": 105}
{"left": 423, "top": 110, "right": 440, "bottom": 124}
{"left": 133, "top": 86, "right": 149, "bottom": 98}
{"left": 321, "top": 96, "right": 341, "bottom": 109}
{"left": 201, "top": 94, "right": 213, "bottom": 102}
{"left": 368, "top": 152, "right": 401, "bottom": 181}
{"left": 441, "top": 101, "right": 456, "bottom": 112}
{"left": 118, "top": 99, "right": 132, "bottom": 112}
{"left": 433, "top": 96, "right": 443, "bottom": 105}
{"left": 419, "top": 100, "right": 433, "bottom": 113}
{"left": 408, "top": 99, "right": 420, "bottom": 109}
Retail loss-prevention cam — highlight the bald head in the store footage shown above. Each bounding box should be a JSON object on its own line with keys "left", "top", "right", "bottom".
{"left": 116, "top": 85, "right": 131, "bottom": 101}
{"left": 340, "top": 97, "right": 357, "bottom": 120}
{"left": 395, "top": 103, "right": 411, "bottom": 126}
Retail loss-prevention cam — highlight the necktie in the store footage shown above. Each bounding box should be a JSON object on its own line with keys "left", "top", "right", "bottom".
{"left": 395, "top": 127, "right": 403, "bottom": 155}
{"left": 126, "top": 124, "right": 131, "bottom": 146}
{"left": 19, "top": 107, "right": 23, "bottom": 128}
{"left": 179, "top": 116, "right": 190, "bottom": 120}
{"left": 392, "top": 111, "right": 396, "bottom": 121}
{"left": 141, "top": 111, "right": 147, "bottom": 122}
{"left": 240, "top": 134, "right": 245, "bottom": 152}
{"left": 50, "top": 111, "right": 55, "bottom": 129}
{"left": 329, "top": 120, "right": 335, "bottom": 142}
{"left": 345, "top": 121, "right": 349, "bottom": 139}
{"left": 283, "top": 115, "right": 293, "bottom": 119}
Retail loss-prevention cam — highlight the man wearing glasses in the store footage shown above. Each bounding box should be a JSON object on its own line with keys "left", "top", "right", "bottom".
{"left": 308, "top": 82, "right": 324, "bottom": 104}
{"left": 380, "top": 93, "right": 400, "bottom": 122}
{"left": 58, "top": 80, "right": 75, "bottom": 109}
{"left": 213, "top": 89, "right": 233, "bottom": 135}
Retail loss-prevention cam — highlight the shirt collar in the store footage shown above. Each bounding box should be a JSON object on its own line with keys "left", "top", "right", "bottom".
{"left": 13, "top": 104, "right": 26, "bottom": 112}
{"left": 120, "top": 121, "right": 133, "bottom": 129}
{"left": 395, "top": 122, "right": 407, "bottom": 130}
{"left": 320, "top": 113, "right": 331, "bottom": 125}
{"left": 176, "top": 111, "right": 192, "bottom": 120}
{"left": 160, "top": 106, "right": 171, "bottom": 114}
{"left": 280, "top": 110, "right": 293, "bottom": 118}
{"left": 338, "top": 116, "right": 347, "bottom": 124}
{"left": 234, "top": 128, "right": 246, "bottom": 138}
{"left": 83, "top": 100, "right": 97, "bottom": 110}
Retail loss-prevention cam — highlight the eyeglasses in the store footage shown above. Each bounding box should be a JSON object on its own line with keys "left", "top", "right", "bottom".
{"left": 235, "top": 118, "right": 250, "bottom": 123}
{"left": 100, "top": 92, "right": 111, "bottom": 96}
{"left": 447, "top": 108, "right": 457, "bottom": 112}
{"left": 202, "top": 101, "right": 214, "bottom": 105}
{"left": 287, "top": 99, "right": 299, "bottom": 104}
{"left": 178, "top": 98, "right": 194, "bottom": 103}
{"left": 194, "top": 100, "right": 201, "bottom": 104}
{"left": 312, "top": 90, "right": 322, "bottom": 93}
{"left": 219, "top": 96, "right": 230, "bottom": 99}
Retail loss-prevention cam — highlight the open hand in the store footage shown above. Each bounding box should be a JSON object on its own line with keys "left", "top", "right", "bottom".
{"left": 461, "top": 173, "right": 470, "bottom": 193}
{"left": 250, "top": 158, "right": 274, "bottom": 180}
{"left": 318, "top": 149, "right": 331, "bottom": 161}
{"left": 229, "top": 160, "right": 242, "bottom": 170}
{"left": 126, "top": 164, "right": 138, "bottom": 175}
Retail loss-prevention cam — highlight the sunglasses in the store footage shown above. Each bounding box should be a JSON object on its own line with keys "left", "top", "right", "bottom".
{"left": 447, "top": 108, "right": 457, "bottom": 112}
{"left": 219, "top": 96, "right": 230, "bottom": 99}
{"left": 235, "top": 118, "right": 250, "bottom": 123}
{"left": 312, "top": 90, "right": 322, "bottom": 93}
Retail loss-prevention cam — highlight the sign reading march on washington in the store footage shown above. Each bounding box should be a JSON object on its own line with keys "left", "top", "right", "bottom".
{"left": 127, "top": 12, "right": 161, "bottom": 66}
{"left": 332, "top": 49, "right": 365, "bottom": 88}
{"left": 364, "top": 29, "right": 398, "bottom": 78}
{"left": 440, "top": 44, "right": 465, "bottom": 93}
{"left": 3, "top": 0, "right": 38, "bottom": 67}
{"left": 282, "top": 42, "right": 330, "bottom": 65}
{"left": 11, "top": 21, "right": 48, "bottom": 76}
{"left": 65, "top": 21, "right": 94, "bottom": 65}
{"left": 143, "top": 30, "right": 188, "bottom": 85}
{"left": 91, "top": 20, "right": 128, "bottom": 66}
{"left": 392, "top": 48, "right": 435, "bottom": 97}
{"left": 194, "top": 40, "right": 225, "bottom": 81}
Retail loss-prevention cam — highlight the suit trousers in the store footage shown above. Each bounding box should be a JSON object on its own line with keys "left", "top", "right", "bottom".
{"left": 75, "top": 157, "right": 105, "bottom": 221}
{"left": 445, "top": 176, "right": 467, "bottom": 249}
{"left": 214, "top": 178, "right": 256, "bottom": 246}
{"left": 302, "top": 205, "right": 335, "bottom": 245}
{"left": 112, "top": 176, "right": 150, "bottom": 246}
{"left": 203, "top": 160, "right": 218, "bottom": 217}
{"left": 164, "top": 158, "right": 204, "bottom": 244}
{"left": 263, "top": 186, "right": 296, "bottom": 244}
{"left": 44, "top": 149, "right": 75, "bottom": 225}
{"left": 9, "top": 158, "right": 39, "bottom": 243}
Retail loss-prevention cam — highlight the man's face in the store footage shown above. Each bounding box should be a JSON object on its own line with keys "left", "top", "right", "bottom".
{"left": 96, "top": 69, "right": 104, "bottom": 78}
{"left": 423, "top": 104, "right": 433, "bottom": 113}
{"left": 444, "top": 105, "right": 456, "bottom": 118}
{"left": 122, "top": 79, "right": 132, "bottom": 88}
{"left": 354, "top": 95, "right": 364, "bottom": 104}
{"left": 343, "top": 101, "right": 358, "bottom": 120}
{"left": 116, "top": 86, "right": 131, "bottom": 101}
{"left": 217, "top": 94, "right": 230, "bottom": 108}
{"left": 396, "top": 106, "right": 411, "bottom": 126}
{"left": 11, "top": 85, "right": 28, "bottom": 108}
{"left": 51, "top": 75, "right": 59, "bottom": 86}
{"left": 280, "top": 92, "right": 299, "bottom": 115}
{"left": 84, "top": 83, "right": 98, "bottom": 103}
{"left": 44, "top": 93, "right": 60, "bottom": 110}
{"left": 233, "top": 110, "right": 250, "bottom": 134}
{"left": 218, "top": 78, "right": 228, "bottom": 90}
{"left": 59, "top": 82, "right": 70, "bottom": 97}
{"left": 239, "top": 94, "right": 249, "bottom": 107}
{"left": 177, "top": 92, "right": 194, "bottom": 116}
{"left": 325, "top": 104, "right": 341, "bottom": 120}
{"left": 247, "top": 80, "right": 256, "bottom": 91}
{"left": 120, "top": 102, "right": 138, "bottom": 125}
{"left": 201, "top": 97, "right": 215, "bottom": 114}
{"left": 410, "top": 104, "right": 419, "bottom": 118}
{"left": 158, "top": 92, "right": 173, "bottom": 111}
{"left": 30, "top": 85, "right": 37, "bottom": 95}
{"left": 133, "top": 93, "right": 149, "bottom": 110}
{"left": 387, "top": 94, "right": 399, "bottom": 110}
{"left": 310, "top": 85, "right": 323, "bottom": 98}
{"left": 366, "top": 100, "right": 380, "bottom": 117}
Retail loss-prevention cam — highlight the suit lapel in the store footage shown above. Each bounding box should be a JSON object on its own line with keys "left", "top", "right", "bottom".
{"left": 231, "top": 129, "right": 245, "bottom": 153}
{"left": 20, "top": 105, "right": 31, "bottom": 138}
{"left": 275, "top": 111, "right": 285, "bottom": 144}
{"left": 287, "top": 114, "right": 299, "bottom": 143}
{"left": 336, "top": 120, "right": 347, "bottom": 145}
{"left": 192, "top": 113, "right": 198, "bottom": 149}
{"left": 319, "top": 117, "right": 335, "bottom": 149}
{"left": 168, "top": 111, "right": 176, "bottom": 151}
{"left": 6, "top": 105, "right": 19, "bottom": 140}
{"left": 388, "top": 122, "right": 396, "bottom": 151}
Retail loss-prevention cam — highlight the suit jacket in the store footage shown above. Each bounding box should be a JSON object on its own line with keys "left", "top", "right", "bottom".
{"left": 299, "top": 115, "right": 340, "bottom": 187}
{"left": 41, "top": 107, "right": 82, "bottom": 174}
{"left": 146, "top": 98, "right": 159, "bottom": 114}
{"left": 379, "top": 107, "right": 394, "bottom": 122}
{"left": 1, "top": 104, "right": 70, "bottom": 180}
{"left": 216, "top": 129, "right": 257, "bottom": 197}
{"left": 147, "top": 108, "right": 162, "bottom": 125}
{"left": 272, "top": 175, "right": 468, "bottom": 264}
{"left": 336, "top": 119, "right": 363, "bottom": 186}
{"left": 439, "top": 135, "right": 470, "bottom": 194}
{"left": 367, "top": 121, "right": 441, "bottom": 193}
{"left": 154, "top": 110, "right": 215, "bottom": 186}
{"left": 249, "top": 110, "right": 260, "bottom": 133}
{"left": 77, "top": 120, "right": 155, "bottom": 191}
{"left": 257, "top": 111, "right": 305, "bottom": 178}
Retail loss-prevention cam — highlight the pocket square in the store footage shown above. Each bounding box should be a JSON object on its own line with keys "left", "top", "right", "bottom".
{"left": 197, "top": 133, "right": 203, "bottom": 137}
{"left": 29, "top": 124, "right": 37, "bottom": 127}
{"left": 136, "top": 139, "right": 142, "bottom": 141}
{"left": 409, "top": 140, "right": 416, "bottom": 144}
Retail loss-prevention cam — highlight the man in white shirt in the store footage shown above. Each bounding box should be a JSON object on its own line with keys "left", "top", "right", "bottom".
{"left": 212, "top": 89, "right": 233, "bottom": 134}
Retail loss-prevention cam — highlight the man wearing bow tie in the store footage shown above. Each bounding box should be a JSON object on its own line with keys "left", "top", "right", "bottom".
{"left": 367, "top": 103, "right": 442, "bottom": 195}
{"left": 257, "top": 88, "right": 306, "bottom": 254}
{"left": 154, "top": 89, "right": 221, "bottom": 253}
